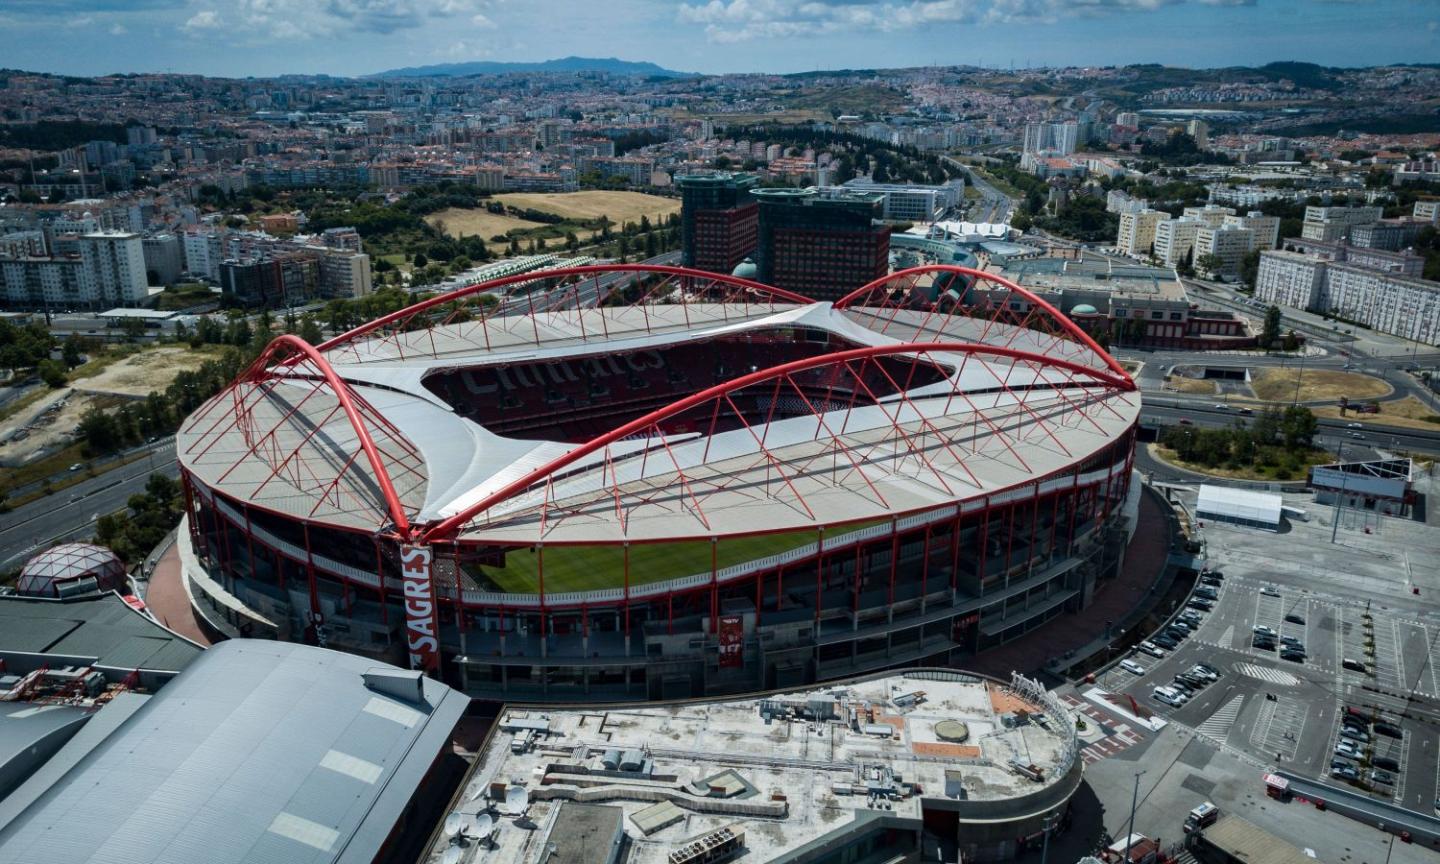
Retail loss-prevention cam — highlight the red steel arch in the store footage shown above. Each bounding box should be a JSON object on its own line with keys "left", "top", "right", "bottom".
{"left": 316, "top": 264, "right": 815, "bottom": 357}
{"left": 419, "top": 340, "right": 1135, "bottom": 543}
{"left": 834, "top": 264, "right": 1134, "bottom": 387}
{"left": 182, "top": 334, "right": 419, "bottom": 539}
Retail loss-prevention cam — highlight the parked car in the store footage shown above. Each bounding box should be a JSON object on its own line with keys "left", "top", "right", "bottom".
{"left": 1374, "top": 723, "right": 1403, "bottom": 739}
{"left": 1153, "top": 635, "right": 1179, "bottom": 650}
{"left": 1187, "top": 599, "right": 1214, "bottom": 611}
{"left": 1252, "top": 637, "right": 1277, "bottom": 650}
{"left": 1343, "top": 658, "right": 1367, "bottom": 672}
{"left": 1343, "top": 707, "right": 1371, "bottom": 724}
{"left": 1339, "top": 726, "right": 1370, "bottom": 743}
{"left": 1373, "top": 756, "right": 1400, "bottom": 772}
{"left": 1331, "top": 765, "right": 1359, "bottom": 781}
{"left": 1370, "top": 770, "right": 1396, "bottom": 785}
{"left": 1121, "top": 659, "right": 1147, "bottom": 675}
{"left": 1283, "top": 613, "right": 1305, "bottom": 625}
{"left": 1279, "top": 650, "right": 1305, "bottom": 663}
{"left": 1196, "top": 663, "right": 1220, "bottom": 678}
{"left": 1195, "top": 588, "right": 1219, "bottom": 600}
{"left": 1335, "top": 740, "right": 1362, "bottom": 758}
{"left": 1139, "top": 641, "right": 1166, "bottom": 658}
{"left": 1253, "top": 625, "right": 1276, "bottom": 637}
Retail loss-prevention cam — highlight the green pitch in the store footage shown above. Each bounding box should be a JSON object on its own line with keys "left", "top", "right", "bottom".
{"left": 479, "top": 521, "right": 883, "bottom": 595}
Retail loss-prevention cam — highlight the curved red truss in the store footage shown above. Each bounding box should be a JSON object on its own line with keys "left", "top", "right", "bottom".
{"left": 419, "top": 340, "right": 1136, "bottom": 543}
{"left": 834, "top": 264, "right": 1134, "bottom": 387}
{"left": 316, "top": 264, "right": 815, "bottom": 357}
{"left": 186, "top": 334, "right": 417, "bottom": 538}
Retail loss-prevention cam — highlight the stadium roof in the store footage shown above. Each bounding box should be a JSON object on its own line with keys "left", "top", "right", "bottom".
{"left": 178, "top": 264, "right": 1137, "bottom": 547}
{"left": 0, "top": 640, "right": 469, "bottom": 864}
{"left": 0, "top": 593, "right": 203, "bottom": 673}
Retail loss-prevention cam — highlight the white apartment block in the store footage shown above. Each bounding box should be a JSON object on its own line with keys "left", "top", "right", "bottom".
{"left": 1154, "top": 218, "right": 1202, "bottom": 266}
{"left": 1222, "top": 211, "right": 1279, "bottom": 250}
{"left": 1181, "top": 205, "right": 1235, "bottom": 228}
{"left": 1105, "top": 190, "right": 1150, "bottom": 214}
{"left": 1195, "top": 225, "right": 1255, "bottom": 276}
{"left": 318, "top": 249, "right": 373, "bottom": 299}
{"left": 184, "top": 231, "right": 224, "bottom": 281}
{"left": 0, "top": 258, "right": 84, "bottom": 309}
{"left": 1116, "top": 209, "right": 1168, "bottom": 256}
{"left": 1300, "top": 205, "right": 1383, "bottom": 242}
{"left": 1415, "top": 199, "right": 1439, "bottom": 223}
{"left": 79, "top": 231, "right": 149, "bottom": 306}
{"left": 1256, "top": 250, "right": 1440, "bottom": 344}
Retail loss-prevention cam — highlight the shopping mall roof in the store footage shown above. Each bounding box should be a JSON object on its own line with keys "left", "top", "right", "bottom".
{"left": 425, "top": 670, "right": 1082, "bottom": 864}
{"left": 15, "top": 543, "right": 124, "bottom": 599}
{"left": 0, "top": 640, "right": 469, "bottom": 864}
{"left": 0, "top": 593, "right": 203, "bottom": 673}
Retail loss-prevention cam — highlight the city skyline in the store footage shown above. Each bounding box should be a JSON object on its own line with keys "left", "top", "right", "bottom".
{"left": 1, "top": 0, "right": 1435, "bottom": 79}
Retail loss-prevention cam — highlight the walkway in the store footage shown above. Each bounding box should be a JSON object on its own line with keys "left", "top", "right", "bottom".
{"left": 965, "top": 489, "right": 1172, "bottom": 680}
{"left": 143, "top": 541, "right": 212, "bottom": 646}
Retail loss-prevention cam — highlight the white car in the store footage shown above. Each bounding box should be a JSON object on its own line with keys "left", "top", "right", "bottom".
{"left": 1153, "top": 686, "right": 1188, "bottom": 706}
{"left": 1346, "top": 422, "right": 1363, "bottom": 428}
{"left": 1335, "top": 740, "right": 1362, "bottom": 758}
{"left": 1120, "top": 659, "right": 1147, "bottom": 676}
{"left": 1139, "top": 641, "right": 1166, "bottom": 658}
{"left": 1253, "top": 625, "right": 1276, "bottom": 637}
{"left": 1190, "top": 665, "right": 1219, "bottom": 682}
{"left": 1213, "top": 404, "right": 1228, "bottom": 411}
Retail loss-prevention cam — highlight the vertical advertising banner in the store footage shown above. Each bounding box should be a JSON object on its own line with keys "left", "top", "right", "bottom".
{"left": 399, "top": 544, "right": 440, "bottom": 673}
{"left": 718, "top": 614, "right": 744, "bottom": 668}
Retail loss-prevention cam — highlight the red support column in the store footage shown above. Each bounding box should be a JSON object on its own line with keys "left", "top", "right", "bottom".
{"left": 978, "top": 502, "right": 991, "bottom": 593}
{"left": 814, "top": 528, "right": 824, "bottom": 623}
{"left": 302, "top": 523, "right": 320, "bottom": 627}
{"left": 887, "top": 520, "right": 899, "bottom": 608}
{"left": 375, "top": 538, "right": 388, "bottom": 627}
{"left": 623, "top": 543, "right": 631, "bottom": 639}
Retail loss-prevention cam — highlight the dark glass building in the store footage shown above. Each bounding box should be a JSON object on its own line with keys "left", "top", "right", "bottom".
{"left": 677, "top": 173, "right": 760, "bottom": 274}
{"left": 753, "top": 188, "right": 890, "bottom": 302}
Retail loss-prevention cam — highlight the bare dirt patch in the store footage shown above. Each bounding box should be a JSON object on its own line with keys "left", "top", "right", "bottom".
{"left": 0, "top": 390, "right": 106, "bottom": 464}
{"left": 1248, "top": 368, "right": 1392, "bottom": 403}
{"left": 1313, "top": 396, "right": 1440, "bottom": 431}
{"left": 1165, "top": 376, "right": 1218, "bottom": 395}
{"left": 73, "top": 346, "right": 217, "bottom": 398}
{"left": 425, "top": 208, "right": 548, "bottom": 247}
{"left": 494, "top": 191, "right": 680, "bottom": 224}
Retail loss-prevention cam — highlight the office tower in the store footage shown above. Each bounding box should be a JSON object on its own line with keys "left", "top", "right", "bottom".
{"left": 677, "top": 173, "right": 760, "bottom": 275}
{"left": 752, "top": 188, "right": 889, "bottom": 302}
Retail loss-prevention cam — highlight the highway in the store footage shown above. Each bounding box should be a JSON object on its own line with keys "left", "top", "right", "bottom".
{"left": 940, "top": 156, "right": 1013, "bottom": 225}
{"left": 0, "top": 441, "right": 178, "bottom": 570}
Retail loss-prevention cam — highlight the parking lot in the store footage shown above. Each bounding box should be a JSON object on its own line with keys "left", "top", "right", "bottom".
{"left": 1104, "top": 494, "right": 1440, "bottom": 818}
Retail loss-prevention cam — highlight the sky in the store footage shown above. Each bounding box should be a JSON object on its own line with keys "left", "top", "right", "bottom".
{"left": 0, "top": 0, "right": 1435, "bottom": 78}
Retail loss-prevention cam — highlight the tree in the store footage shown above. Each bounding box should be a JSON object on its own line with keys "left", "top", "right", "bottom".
{"left": 38, "top": 359, "right": 67, "bottom": 388}
{"left": 299, "top": 317, "right": 324, "bottom": 345}
{"left": 1261, "top": 305, "right": 1282, "bottom": 348}
{"left": 1196, "top": 253, "right": 1223, "bottom": 277}
{"left": 1280, "top": 405, "right": 1318, "bottom": 449}
{"left": 62, "top": 336, "right": 84, "bottom": 369}
{"left": 412, "top": 252, "right": 428, "bottom": 269}
{"left": 1239, "top": 249, "right": 1261, "bottom": 289}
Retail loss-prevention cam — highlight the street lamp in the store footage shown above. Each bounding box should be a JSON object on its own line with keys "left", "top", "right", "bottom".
{"left": 1123, "top": 770, "right": 1147, "bottom": 864}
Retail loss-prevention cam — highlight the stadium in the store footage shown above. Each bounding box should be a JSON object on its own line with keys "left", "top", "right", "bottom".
{"left": 175, "top": 263, "right": 1141, "bottom": 702}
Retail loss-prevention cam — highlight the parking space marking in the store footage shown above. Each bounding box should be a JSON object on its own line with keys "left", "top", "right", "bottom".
{"left": 1391, "top": 731, "right": 1410, "bottom": 804}
{"left": 1197, "top": 694, "right": 1244, "bottom": 741}
{"left": 1235, "top": 663, "right": 1301, "bottom": 686}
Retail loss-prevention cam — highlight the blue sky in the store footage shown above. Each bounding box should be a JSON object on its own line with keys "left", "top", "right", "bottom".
{"left": 0, "top": 0, "right": 1435, "bottom": 78}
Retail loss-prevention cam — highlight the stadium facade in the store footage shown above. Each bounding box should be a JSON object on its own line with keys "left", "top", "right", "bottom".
{"left": 176, "top": 264, "right": 1140, "bottom": 702}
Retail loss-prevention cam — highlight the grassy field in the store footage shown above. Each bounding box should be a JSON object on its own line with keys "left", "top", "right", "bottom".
{"left": 1313, "top": 397, "right": 1440, "bottom": 431}
{"left": 494, "top": 191, "right": 680, "bottom": 225}
{"left": 1248, "top": 368, "right": 1392, "bottom": 403}
{"left": 425, "top": 208, "right": 549, "bottom": 248}
{"left": 1151, "top": 443, "right": 1333, "bottom": 482}
{"left": 479, "top": 522, "right": 880, "bottom": 594}
{"left": 1166, "top": 376, "right": 1218, "bottom": 395}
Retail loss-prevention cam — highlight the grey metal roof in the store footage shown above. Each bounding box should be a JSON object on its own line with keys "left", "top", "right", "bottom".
{"left": 0, "top": 593, "right": 204, "bottom": 673}
{"left": 0, "top": 703, "right": 90, "bottom": 802}
{"left": 0, "top": 639, "right": 469, "bottom": 864}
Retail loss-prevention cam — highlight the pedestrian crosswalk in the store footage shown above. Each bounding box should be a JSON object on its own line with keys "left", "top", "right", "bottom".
{"left": 1196, "top": 694, "right": 1244, "bottom": 740}
{"left": 1216, "top": 625, "right": 1234, "bottom": 649}
{"left": 1235, "top": 662, "right": 1300, "bottom": 686}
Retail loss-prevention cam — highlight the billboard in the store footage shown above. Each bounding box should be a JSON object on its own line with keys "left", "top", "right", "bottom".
{"left": 400, "top": 544, "right": 440, "bottom": 672}
{"left": 718, "top": 615, "right": 744, "bottom": 668}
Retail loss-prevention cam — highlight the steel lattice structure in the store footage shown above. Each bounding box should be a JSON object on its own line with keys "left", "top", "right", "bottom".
{"left": 177, "top": 264, "right": 1141, "bottom": 694}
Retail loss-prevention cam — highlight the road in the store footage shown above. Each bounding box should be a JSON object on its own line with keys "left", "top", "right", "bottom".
{"left": 0, "top": 441, "right": 178, "bottom": 570}
{"left": 940, "top": 156, "right": 1013, "bottom": 224}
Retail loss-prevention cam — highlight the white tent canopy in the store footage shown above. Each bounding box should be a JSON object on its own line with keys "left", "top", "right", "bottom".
{"left": 1197, "top": 484, "right": 1282, "bottom": 531}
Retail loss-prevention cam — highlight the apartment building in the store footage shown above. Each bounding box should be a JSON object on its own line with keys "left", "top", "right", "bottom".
{"left": 1255, "top": 250, "right": 1440, "bottom": 344}
{"left": 1195, "top": 225, "right": 1256, "bottom": 277}
{"left": 1222, "top": 211, "right": 1279, "bottom": 250}
{"left": 1116, "top": 209, "right": 1168, "bottom": 256}
{"left": 1154, "top": 218, "right": 1202, "bottom": 267}
{"left": 1300, "top": 205, "right": 1384, "bottom": 242}
{"left": 1181, "top": 205, "right": 1235, "bottom": 228}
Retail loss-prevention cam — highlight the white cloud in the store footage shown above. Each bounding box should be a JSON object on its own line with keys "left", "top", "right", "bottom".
{"left": 109, "top": 21, "right": 128, "bottom": 33}
{"left": 471, "top": 12, "right": 497, "bottom": 27}
{"left": 678, "top": 0, "right": 1255, "bottom": 41}
{"left": 181, "top": 9, "right": 220, "bottom": 30}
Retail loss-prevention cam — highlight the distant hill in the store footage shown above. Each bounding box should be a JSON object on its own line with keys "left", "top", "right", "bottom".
{"left": 373, "top": 56, "right": 692, "bottom": 79}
